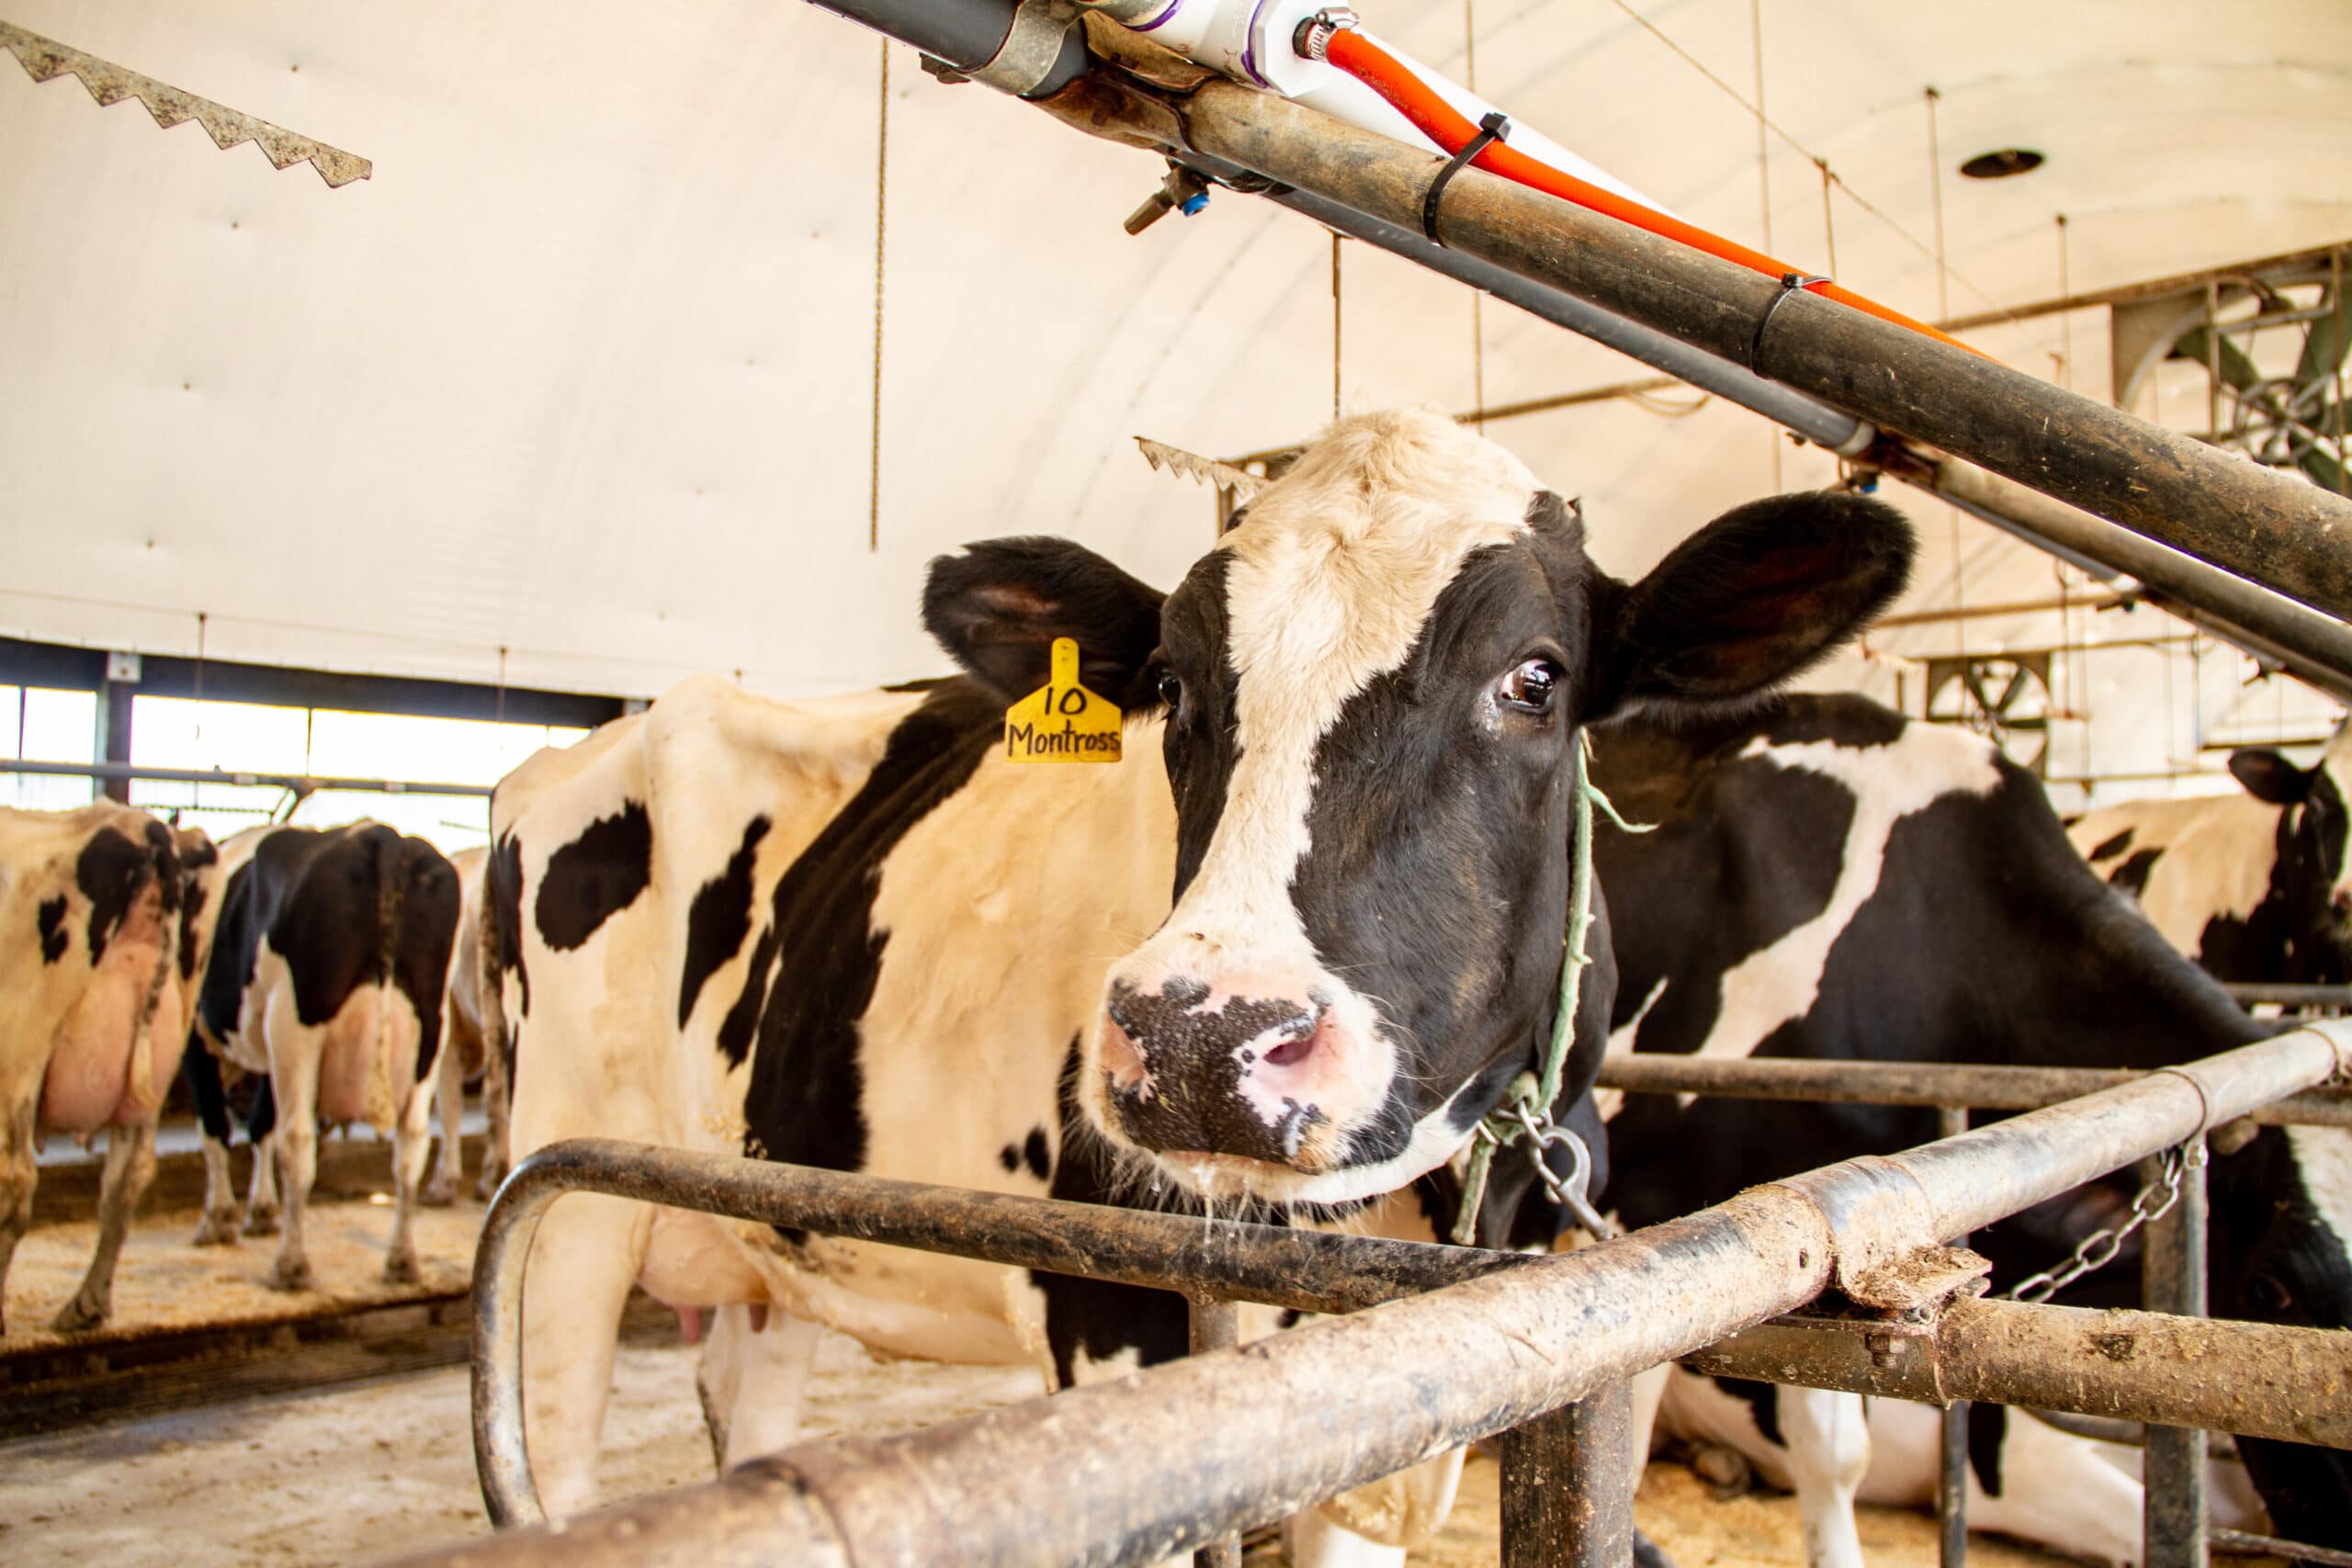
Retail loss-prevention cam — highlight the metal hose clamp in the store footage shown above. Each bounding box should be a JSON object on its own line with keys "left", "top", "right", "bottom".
{"left": 1292, "top": 6, "right": 1358, "bottom": 61}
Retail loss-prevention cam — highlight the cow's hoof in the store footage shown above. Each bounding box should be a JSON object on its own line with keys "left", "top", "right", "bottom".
{"left": 267, "top": 1257, "right": 314, "bottom": 1292}
{"left": 51, "top": 1291, "right": 107, "bottom": 1335}
{"left": 382, "top": 1251, "right": 422, "bottom": 1285}
{"left": 1689, "top": 1440, "right": 1753, "bottom": 1500}
{"left": 419, "top": 1178, "right": 458, "bottom": 1209}
{"left": 474, "top": 1163, "right": 508, "bottom": 1201}
{"left": 193, "top": 1209, "right": 242, "bottom": 1247}
{"left": 243, "top": 1206, "right": 281, "bottom": 1237}
{"left": 1634, "top": 1528, "right": 1681, "bottom": 1568}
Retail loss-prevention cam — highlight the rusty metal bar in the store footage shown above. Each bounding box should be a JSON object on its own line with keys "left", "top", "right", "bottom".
{"left": 439, "top": 1026, "right": 2352, "bottom": 1563}
{"left": 1679, "top": 1295, "right": 2351, "bottom": 1450}
{"left": 2211, "top": 1528, "right": 2352, "bottom": 1568}
{"left": 1935, "top": 1105, "right": 1971, "bottom": 1568}
{"left": 1187, "top": 1297, "right": 1242, "bottom": 1568}
{"left": 2222, "top": 982, "right": 2352, "bottom": 1011}
{"left": 1592, "top": 1053, "right": 2352, "bottom": 1128}
{"left": 2143, "top": 1144, "right": 2211, "bottom": 1568}
{"left": 1501, "top": 1382, "right": 1636, "bottom": 1567}
{"left": 469, "top": 1142, "right": 1534, "bottom": 1526}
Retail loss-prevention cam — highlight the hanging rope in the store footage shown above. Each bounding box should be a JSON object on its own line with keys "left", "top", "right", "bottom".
{"left": 869, "top": 40, "right": 889, "bottom": 554}
{"left": 192, "top": 610, "right": 207, "bottom": 746}
{"left": 1752, "top": 0, "right": 1779, "bottom": 490}
{"left": 1924, "top": 87, "right": 1966, "bottom": 666}
{"left": 1464, "top": 0, "right": 1486, "bottom": 433}
{"left": 1330, "top": 232, "right": 1343, "bottom": 422}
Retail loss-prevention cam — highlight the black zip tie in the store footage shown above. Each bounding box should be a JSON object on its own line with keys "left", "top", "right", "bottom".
{"left": 1422, "top": 111, "right": 1510, "bottom": 246}
{"left": 1748, "top": 271, "right": 1829, "bottom": 370}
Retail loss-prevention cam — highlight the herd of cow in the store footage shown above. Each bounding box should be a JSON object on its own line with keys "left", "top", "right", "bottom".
{"left": 5, "top": 410, "right": 2348, "bottom": 1568}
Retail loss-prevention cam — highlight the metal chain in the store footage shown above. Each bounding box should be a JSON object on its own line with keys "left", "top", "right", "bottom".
{"left": 2006, "top": 1141, "right": 2204, "bottom": 1304}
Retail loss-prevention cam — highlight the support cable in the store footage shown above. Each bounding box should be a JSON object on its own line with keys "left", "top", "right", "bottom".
{"left": 870, "top": 40, "right": 890, "bottom": 553}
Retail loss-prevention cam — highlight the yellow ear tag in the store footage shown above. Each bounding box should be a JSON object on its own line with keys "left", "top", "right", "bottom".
{"left": 1004, "top": 637, "right": 1123, "bottom": 764}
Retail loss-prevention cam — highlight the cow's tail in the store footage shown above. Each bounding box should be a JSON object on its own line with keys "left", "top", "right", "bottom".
{"left": 368, "top": 824, "right": 408, "bottom": 1129}
{"left": 479, "top": 834, "right": 516, "bottom": 1125}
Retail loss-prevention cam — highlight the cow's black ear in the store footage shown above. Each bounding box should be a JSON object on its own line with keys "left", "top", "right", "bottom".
{"left": 2229, "top": 747, "right": 2314, "bottom": 806}
{"left": 922, "top": 536, "right": 1166, "bottom": 702}
{"left": 1583, "top": 491, "right": 1914, "bottom": 721}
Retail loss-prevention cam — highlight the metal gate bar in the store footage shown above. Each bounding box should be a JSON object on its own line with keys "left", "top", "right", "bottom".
{"left": 430, "top": 1025, "right": 2350, "bottom": 1567}
{"left": 1593, "top": 1053, "right": 2352, "bottom": 1125}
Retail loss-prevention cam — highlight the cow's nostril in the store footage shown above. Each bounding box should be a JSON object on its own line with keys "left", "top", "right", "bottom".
{"left": 1261, "top": 1032, "right": 1314, "bottom": 1067}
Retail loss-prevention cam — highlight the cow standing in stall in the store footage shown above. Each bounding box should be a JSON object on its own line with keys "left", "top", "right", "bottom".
{"left": 182, "top": 821, "right": 461, "bottom": 1290}
{"left": 2071, "top": 718, "right": 2352, "bottom": 986}
{"left": 484, "top": 408, "right": 1914, "bottom": 1562}
{"left": 421, "top": 844, "right": 507, "bottom": 1207}
{"left": 0, "top": 802, "right": 190, "bottom": 1334}
{"left": 1588, "top": 693, "right": 2352, "bottom": 1566}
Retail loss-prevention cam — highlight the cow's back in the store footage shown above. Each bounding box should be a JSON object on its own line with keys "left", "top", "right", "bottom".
{"left": 2069, "top": 792, "right": 2288, "bottom": 975}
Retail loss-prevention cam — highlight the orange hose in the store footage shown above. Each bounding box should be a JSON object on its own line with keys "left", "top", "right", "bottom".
{"left": 1322, "top": 29, "right": 1981, "bottom": 356}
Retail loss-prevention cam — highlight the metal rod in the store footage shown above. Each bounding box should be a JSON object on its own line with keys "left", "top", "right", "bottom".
{"left": 1935, "top": 242, "right": 2350, "bottom": 334}
{"left": 1188, "top": 1298, "right": 1242, "bottom": 1568}
{"left": 445, "top": 1026, "right": 2352, "bottom": 1560}
{"left": 1935, "top": 1105, "right": 1971, "bottom": 1568}
{"left": 1679, "top": 1295, "right": 2352, "bottom": 1450}
{"left": 1072, "top": 69, "right": 2352, "bottom": 616}
{"left": 2211, "top": 1528, "right": 2352, "bottom": 1568}
{"left": 1591, "top": 1053, "right": 2352, "bottom": 1128}
{"left": 2221, "top": 982, "right": 2352, "bottom": 1010}
{"left": 0, "top": 757, "right": 496, "bottom": 797}
{"left": 1501, "top": 1382, "right": 1635, "bottom": 1567}
{"left": 2143, "top": 1143, "right": 2210, "bottom": 1568}
{"left": 1874, "top": 591, "right": 2135, "bottom": 629}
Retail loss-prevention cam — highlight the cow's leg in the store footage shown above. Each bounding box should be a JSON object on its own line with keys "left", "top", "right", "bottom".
{"left": 421, "top": 1043, "right": 465, "bottom": 1208}
{"left": 1284, "top": 1450, "right": 1466, "bottom": 1568}
{"left": 383, "top": 1065, "right": 436, "bottom": 1283}
{"left": 523, "top": 1191, "right": 651, "bottom": 1518}
{"left": 184, "top": 1044, "right": 243, "bottom": 1245}
{"left": 243, "top": 1077, "right": 282, "bottom": 1236}
{"left": 1782, "top": 1387, "right": 1871, "bottom": 1568}
{"left": 695, "top": 1304, "right": 822, "bottom": 1472}
{"left": 264, "top": 1042, "right": 319, "bottom": 1292}
{"left": 52, "top": 1121, "right": 157, "bottom": 1332}
{"left": 0, "top": 1097, "right": 36, "bottom": 1337}
{"left": 1958, "top": 1405, "right": 2143, "bottom": 1566}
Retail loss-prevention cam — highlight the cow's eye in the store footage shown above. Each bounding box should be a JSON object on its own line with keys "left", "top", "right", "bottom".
{"left": 2250, "top": 1272, "right": 2294, "bottom": 1314}
{"left": 1157, "top": 671, "right": 1183, "bottom": 711}
{"left": 1499, "top": 658, "right": 1562, "bottom": 715}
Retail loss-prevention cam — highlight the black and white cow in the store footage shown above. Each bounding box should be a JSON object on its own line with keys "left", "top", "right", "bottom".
{"left": 182, "top": 821, "right": 462, "bottom": 1290}
{"left": 0, "top": 802, "right": 191, "bottom": 1334}
{"left": 1588, "top": 693, "right": 2352, "bottom": 1565}
{"left": 486, "top": 408, "right": 1914, "bottom": 1554}
{"left": 421, "top": 844, "right": 507, "bottom": 1207}
{"left": 2071, "top": 720, "right": 2352, "bottom": 986}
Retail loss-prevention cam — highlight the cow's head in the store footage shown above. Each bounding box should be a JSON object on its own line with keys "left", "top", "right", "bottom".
{"left": 2228, "top": 720, "right": 2352, "bottom": 978}
{"left": 926, "top": 410, "right": 1912, "bottom": 1204}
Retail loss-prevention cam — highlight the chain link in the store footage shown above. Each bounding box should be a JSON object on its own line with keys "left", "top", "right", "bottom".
{"left": 1499, "top": 1100, "right": 1617, "bottom": 1242}
{"left": 2005, "top": 1141, "right": 2205, "bottom": 1304}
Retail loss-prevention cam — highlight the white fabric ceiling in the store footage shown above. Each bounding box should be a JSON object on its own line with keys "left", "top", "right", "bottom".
{"left": 2, "top": 0, "right": 2347, "bottom": 775}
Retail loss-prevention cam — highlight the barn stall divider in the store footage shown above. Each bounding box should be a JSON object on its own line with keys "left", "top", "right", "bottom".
{"left": 408, "top": 1022, "right": 2352, "bottom": 1568}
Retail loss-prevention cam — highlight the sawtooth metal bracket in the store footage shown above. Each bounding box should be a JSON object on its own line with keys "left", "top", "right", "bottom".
{"left": 1, "top": 20, "right": 371, "bottom": 187}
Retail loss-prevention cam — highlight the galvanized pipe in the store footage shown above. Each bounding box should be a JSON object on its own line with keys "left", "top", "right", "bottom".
{"left": 2223, "top": 982, "right": 2352, "bottom": 1011}
{"left": 1591, "top": 1052, "right": 2352, "bottom": 1129}
{"left": 441, "top": 1026, "right": 2352, "bottom": 1566}
{"left": 1680, "top": 1294, "right": 2351, "bottom": 1451}
{"left": 1138, "top": 74, "right": 2352, "bottom": 618}
{"left": 1187, "top": 1297, "right": 1243, "bottom": 1568}
{"left": 1935, "top": 1105, "right": 1971, "bottom": 1568}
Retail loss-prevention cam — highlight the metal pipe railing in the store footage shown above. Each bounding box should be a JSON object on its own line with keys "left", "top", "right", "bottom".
{"left": 0, "top": 758, "right": 495, "bottom": 796}
{"left": 2222, "top": 981, "right": 2352, "bottom": 1010}
{"left": 1592, "top": 1052, "right": 2352, "bottom": 1127}
{"left": 423, "top": 1024, "right": 2351, "bottom": 1568}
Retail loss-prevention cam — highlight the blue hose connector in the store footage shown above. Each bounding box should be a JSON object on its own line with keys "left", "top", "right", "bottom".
{"left": 1180, "top": 191, "right": 1210, "bottom": 217}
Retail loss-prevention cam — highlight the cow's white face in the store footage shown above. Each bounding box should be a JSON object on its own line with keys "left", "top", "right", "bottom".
{"left": 924, "top": 409, "right": 1915, "bottom": 1207}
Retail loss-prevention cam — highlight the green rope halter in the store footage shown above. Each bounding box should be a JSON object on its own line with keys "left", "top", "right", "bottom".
{"left": 1449, "top": 733, "right": 1650, "bottom": 1247}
